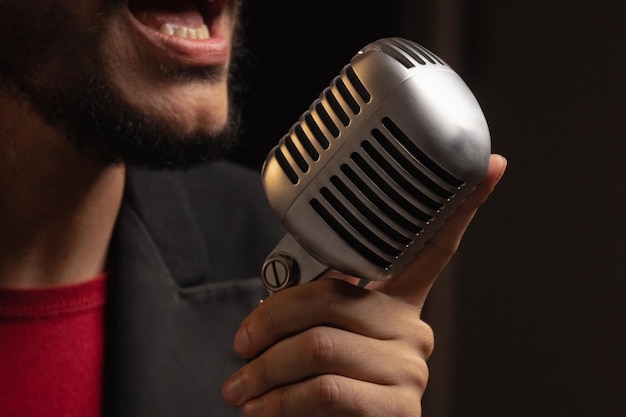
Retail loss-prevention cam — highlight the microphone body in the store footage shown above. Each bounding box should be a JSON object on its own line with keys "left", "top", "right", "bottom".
{"left": 260, "top": 38, "right": 491, "bottom": 293}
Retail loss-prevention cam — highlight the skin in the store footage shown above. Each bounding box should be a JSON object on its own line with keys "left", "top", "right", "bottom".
{"left": 0, "top": 0, "right": 507, "bottom": 415}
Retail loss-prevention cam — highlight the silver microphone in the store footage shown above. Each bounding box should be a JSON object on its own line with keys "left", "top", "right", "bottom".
{"left": 260, "top": 37, "right": 491, "bottom": 293}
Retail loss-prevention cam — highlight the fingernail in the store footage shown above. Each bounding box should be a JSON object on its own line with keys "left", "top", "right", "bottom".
{"left": 496, "top": 155, "right": 508, "bottom": 181}
{"left": 234, "top": 326, "right": 251, "bottom": 357}
{"left": 223, "top": 376, "right": 244, "bottom": 406}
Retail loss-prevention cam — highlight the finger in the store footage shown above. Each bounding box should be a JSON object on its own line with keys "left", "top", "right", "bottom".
{"left": 232, "top": 279, "right": 423, "bottom": 359}
{"left": 223, "top": 326, "right": 429, "bottom": 407}
{"left": 372, "top": 154, "right": 507, "bottom": 306}
{"left": 239, "top": 375, "right": 423, "bottom": 417}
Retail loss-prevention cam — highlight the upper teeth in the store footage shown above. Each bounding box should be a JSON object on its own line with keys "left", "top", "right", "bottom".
{"left": 158, "top": 23, "right": 210, "bottom": 40}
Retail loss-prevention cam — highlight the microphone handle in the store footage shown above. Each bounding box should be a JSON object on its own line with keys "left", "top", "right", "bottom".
{"left": 261, "top": 234, "right": 328, "bottom": 293}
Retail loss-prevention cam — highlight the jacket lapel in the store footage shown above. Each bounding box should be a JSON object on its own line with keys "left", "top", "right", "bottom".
{"left": 102, "top": 181, "right": 266, "bottom": 417}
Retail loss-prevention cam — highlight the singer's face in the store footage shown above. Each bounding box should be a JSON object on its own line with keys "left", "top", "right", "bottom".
{"left": 0, "top": 0, "right": 244, "bottom": 167}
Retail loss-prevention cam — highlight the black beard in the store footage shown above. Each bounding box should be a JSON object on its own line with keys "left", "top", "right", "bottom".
{"left": 27, "top": 43, "right": 246, "bottom": 170}
{"left": 0, "top": 1, "right": 247, "bottom": 170}
{"left": 9, "top": 68, "right": 245, "bottom": 170}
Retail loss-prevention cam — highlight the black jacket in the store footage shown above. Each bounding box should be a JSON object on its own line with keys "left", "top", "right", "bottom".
{"left": 102, "top": 161, "right": 283, "bottom": 417}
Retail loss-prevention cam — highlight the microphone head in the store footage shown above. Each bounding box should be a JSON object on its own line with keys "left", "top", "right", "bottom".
{"left": 261, "top": 37, "right": 491, "bottom": 292}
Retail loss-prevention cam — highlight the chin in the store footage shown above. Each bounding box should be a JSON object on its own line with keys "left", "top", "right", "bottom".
{"left": 101, "top": 13, "right": 233, "bottom": 135}
{"left": 124, "top": 78, "right": 231, "bottom": 135}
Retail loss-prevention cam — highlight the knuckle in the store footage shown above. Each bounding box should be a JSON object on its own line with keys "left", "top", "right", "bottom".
{"left": 274, "top": 390, "right": 289, "bottom": 417}
{"left": 311, "top": 279, "right": 342, "bottom": 315}
{"left": 263, "top": 375, "right": 346, "bottom": 417}
{"left": 395, "top": 349, "right": 430, "bottom": 392}
{"left": 410, "top": 358, "right": 431, "bottom": 391}
{"left": 256, "top": 304, "right": 278, "bottom": 333}
{"left": 373, "top": 378, "right": 426, "bottom": 417}
{"left": 416, "top": 320, "right": 435, "bottom": 359}
{"left": 309, "top": 374, "right": 342, "bottom": 408}
{"left": 405, "top": 318, "right": 435, "bottom": 359}
{"left": 409, "top": 322, "right": 434, "bottom": 390}
{"left": 304, "top": 327, "right": 337, "bottom": 365}
{"left": 395, "top": 387, "right": 425, "bottom": 417}
{"left": 253, "top": 355, "right": 274, "bottom": 388}
{"left": 395, "top": 320, "right": 433, "bottom": 391}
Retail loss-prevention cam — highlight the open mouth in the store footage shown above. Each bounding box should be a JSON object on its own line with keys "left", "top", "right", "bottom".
{"left": 127, "top": 0, "right": 229, "bottom": 41}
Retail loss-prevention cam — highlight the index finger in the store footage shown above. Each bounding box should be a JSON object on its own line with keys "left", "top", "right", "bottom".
{"left": 369, "top": 154, "right": 507, "bottom": 307}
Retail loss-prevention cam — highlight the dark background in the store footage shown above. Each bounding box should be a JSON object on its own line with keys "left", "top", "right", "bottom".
{"left": 230, "top": 1, "right": 626, "bottom": 416}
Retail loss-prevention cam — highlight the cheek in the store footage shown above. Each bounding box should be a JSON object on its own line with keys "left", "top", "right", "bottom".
{"left": 0, "top": 3, "right": 99, "bottom": 87}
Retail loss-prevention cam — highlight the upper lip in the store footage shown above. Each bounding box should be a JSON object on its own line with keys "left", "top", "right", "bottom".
{"left": 126, "top": 0, "right": 233, "bottom": 30}
{"left": 196, "top": 0, "right": 230, "bottom": 25}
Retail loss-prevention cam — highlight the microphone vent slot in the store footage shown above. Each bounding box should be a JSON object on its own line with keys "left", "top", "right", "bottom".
{"left": 285, "top": 136, "right": 309, "bottom": 173}
{"left": 381, "top": 117, "right": 465, "bottom": 189}
{"left": 315, "top": 102, "right": 340, "bottom": 138}
{"left": 294, "top": 125, "right": 320, "bottom": 162}
{"left": 368, "top": 38, "right": 446, "bottom": 69}
{"left": 304, "top": 113, "right": 330, "bottom": 150}
{"left": 274, "top": 146, "right": 299, "bottom": 185}
{"left": 335, "top": 78, "right": 361, "bottom": 115}
{"left": 324, "top": 88, "right": 350, "bottom": 127}
{"left": 345, "top": 66, "right": 371, "bottom": 103}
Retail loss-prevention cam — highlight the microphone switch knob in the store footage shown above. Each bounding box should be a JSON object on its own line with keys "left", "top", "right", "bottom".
{"left": 262, "top": 253, "right": 299, "bottom": 292}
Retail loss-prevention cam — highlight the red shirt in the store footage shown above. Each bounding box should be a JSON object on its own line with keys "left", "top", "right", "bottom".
{"left": 0, "top": 275, "right": 106, "bottom": 417}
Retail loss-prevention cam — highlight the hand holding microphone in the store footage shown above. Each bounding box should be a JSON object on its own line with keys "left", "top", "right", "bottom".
{"left": 223, "top": 38, "right": 506, "bottom": 417}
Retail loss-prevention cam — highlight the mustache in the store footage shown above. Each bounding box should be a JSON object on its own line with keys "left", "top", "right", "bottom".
{"left": 105, "top": 0, "right": 244, "bottom": 12}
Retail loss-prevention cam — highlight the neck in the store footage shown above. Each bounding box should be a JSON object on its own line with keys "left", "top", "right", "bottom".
{"left": 0, "top": 94, "right": 125, "bottom": 289}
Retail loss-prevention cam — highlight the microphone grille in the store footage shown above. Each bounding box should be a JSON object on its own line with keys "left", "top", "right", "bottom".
{"left": 270, "top": 38, "right": 450, "bottom": 187}
{"left": 272, "top": 64, "right": 373, "bottom": 185}
{"left": 308, "top": 115, "right": 466, "bottom": 270}
{"left": 262, "top": 37, "right": 491, "bottom": 282}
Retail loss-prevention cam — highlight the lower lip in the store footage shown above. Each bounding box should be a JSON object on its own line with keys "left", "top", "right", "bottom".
{"left": 123, "top": 8, "right": 231, "bottom": 67}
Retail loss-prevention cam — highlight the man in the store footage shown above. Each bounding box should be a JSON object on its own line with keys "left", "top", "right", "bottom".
{"left": 0, "top": 1, "right": 506, "bottom": 416}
